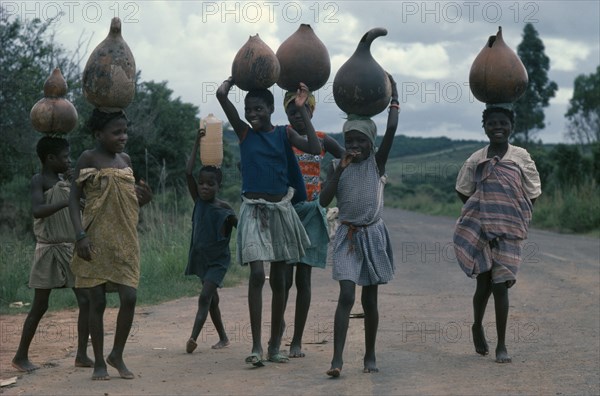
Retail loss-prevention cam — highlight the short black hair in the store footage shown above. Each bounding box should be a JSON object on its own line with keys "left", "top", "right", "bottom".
{"left": 199, "top": 165, "right": 223, "bottom": 185}
{"left": 482, "top": 107, "right": 515, "bottom": 128}
{"left": 36, "top": 136, "right": 69, "bottom": 163}
{"left": 245, "top": 89, "right": 274, "bottom": 108}
{"left": 86, "top": 108, "right": 129, "bottom": 133}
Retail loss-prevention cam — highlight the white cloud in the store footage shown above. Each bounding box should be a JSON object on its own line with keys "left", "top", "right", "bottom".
{"left": 373, "top": 43, "right": 451, "bottom": 80}
{"left": 551, "top": 87, "right": 574, "bottom": 106}
{"left": 545, "top": 38, "right": 591, "bottom": 72}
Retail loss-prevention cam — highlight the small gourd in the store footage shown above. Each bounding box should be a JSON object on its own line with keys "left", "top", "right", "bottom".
{"left": 82, "top": 17, "right": 136, "bottom": 111}
{"left": 276, "top": 24, "right": 330, "bottom": 91}
{"left": 30, "top": 68, "right": 78, "bottom": 134}
{"left": 333, "top": 28, "right": 392, "bottom": 116}
{"left": 469, "top": 26, "right": 528, "bottom": 104}
{"left": 232, "top": 34, "right": 280, "bottom": 91}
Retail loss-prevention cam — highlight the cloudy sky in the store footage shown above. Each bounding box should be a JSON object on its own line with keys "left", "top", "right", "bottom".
{"left": 8, "top": 1, "right": 599, "bottom": 143}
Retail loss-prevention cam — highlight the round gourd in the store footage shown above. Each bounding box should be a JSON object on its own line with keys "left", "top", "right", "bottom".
{"left": 30, "top": 68, "right": 78, "bottom": 134}
{"left": 276, "top": 24, "right": 330, "bottom": 91}
{"left": 469, "top": 26, "right": 528, "bottom": 104}
{"left": 82, "top": 17, "right": 136, "bottom": 110}
{"left": 232, "top": 34, "right": 280, "bottom": 91}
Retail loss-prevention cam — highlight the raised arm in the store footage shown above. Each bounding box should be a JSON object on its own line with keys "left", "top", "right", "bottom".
{"left": 216, "top": 77, "right": 248, "bottom": 140}
{"left": 375, "top": 73, "right": 399, "bottom": 176}
{"left": 185, "top": 129, "right": 204, "bottom": 201}
{"left": 287, "top": 83, "right": 321, "bottom": 155}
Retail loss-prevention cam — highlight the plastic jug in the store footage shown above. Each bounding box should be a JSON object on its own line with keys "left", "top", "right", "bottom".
{"left": 199, "top": 113, "right": 223, "bottom": 167}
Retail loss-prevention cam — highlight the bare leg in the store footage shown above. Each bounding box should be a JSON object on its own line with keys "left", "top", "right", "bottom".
{"left": 362, "top": 285, "right": 379, "bottom": 373}
{"left": 72, "top": 288, "right": 93, "bottom": 367}
{"left": 247, "top": 261, "right": 265, "bottom": 362}
{"left": 492, "top": 281, "right": 511, "bottom": 363}
{"left": 106, "top": 284, "right": 136, "bottom": 379}
{"left": 289, "top": 263, "right": 312, "bottom": 358}
{"left": 209, "top": 289, "right": 230, "bottom": 349}
{"left": 12, "top": 289, "right": 51, "bottom": 372}
{"left": 267, "top": 261, "right": 289, "bottom": 362}
{"left": 472, "top": 271, "right": 492, "bottom": 356}
{"left": 88, "top": 284, "right": 109, "bottom": 380}
{"left": 327, "top": 280, "right": 355, "bottom": 376}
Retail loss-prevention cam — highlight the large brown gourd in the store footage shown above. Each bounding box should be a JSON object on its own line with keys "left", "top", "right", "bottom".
{"left": 82, "top": 17, "right": 136, "bottom": 110}
{"left": 232, "top": 34, "right": 280, "bottom": 91}
{"left": 30, "top": 68, "right": 78, "bottom": 134}
{"left": 276, "top": 24, "right": 330, "bottom": 91}
{"left": 333, "top": 28, "right": 391, "bottom": 116}
{"left": 469, "top": 26, "right": 528, "bottom": 104}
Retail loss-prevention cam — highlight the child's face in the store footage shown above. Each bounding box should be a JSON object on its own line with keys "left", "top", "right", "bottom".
{"left": 344, "top": 130, "right": 371, "bottom": 162}
{"left": 48, "top": 147, "right": 71, "bottom": 174}
{"left": 484, "top": 112, "right": 512, "bottom": 144}
{"left": 244, "top": 97, "right": 273, "bottom": 131}
{"left": 97, "top": 118, "right": 128, "bottom": 153}
{"left": 197, "top": 171, "right": 220, "bottom": 201}
{"left": 285, "top": 104, "right": 313, "bottom": 134}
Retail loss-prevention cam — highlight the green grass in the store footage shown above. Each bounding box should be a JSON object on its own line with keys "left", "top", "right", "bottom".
{"left": 0, "top": 197, "right": 247, "bottom": 315}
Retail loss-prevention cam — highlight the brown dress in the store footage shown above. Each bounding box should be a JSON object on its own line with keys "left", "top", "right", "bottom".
{"left": 29, "top": 180, "right": 76, "bottom": 289}
{"left": 71, "top": 168, "right": 140, "bottom": 289}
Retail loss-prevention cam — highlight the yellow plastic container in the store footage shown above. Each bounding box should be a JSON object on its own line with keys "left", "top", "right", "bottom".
{"left": 199, "top": 113, "right": 223, "bottom": 167}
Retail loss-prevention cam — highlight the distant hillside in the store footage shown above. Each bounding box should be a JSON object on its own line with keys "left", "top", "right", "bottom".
{"left": 327, "top": 132, "right": 486, "bottom": 159}
{"left": 224, "top": 128, "right": 486, "bottom": 160}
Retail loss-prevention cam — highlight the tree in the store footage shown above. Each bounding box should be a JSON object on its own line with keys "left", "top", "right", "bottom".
{"left": 512, "top": 23, "right": 558, "bottom": 145}
{"left": 565, "top": 66, "right": 600, "bottom": 146}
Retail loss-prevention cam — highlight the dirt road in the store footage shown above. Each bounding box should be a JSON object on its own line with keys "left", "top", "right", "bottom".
{"left": 1, "top": 208, "right": 598, "bottom": 395}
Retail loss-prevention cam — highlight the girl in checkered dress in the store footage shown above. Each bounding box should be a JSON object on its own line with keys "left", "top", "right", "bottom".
{"left": 319, "top": 73, "right": 399, "bottom": 377}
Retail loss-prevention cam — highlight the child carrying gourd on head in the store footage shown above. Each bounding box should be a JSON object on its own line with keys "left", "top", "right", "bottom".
{"left": 319, "top": 73, "right": 399, "bottom": 377}
{"left": 12, "top": 137, "right": 93, "bottom": 374}
{"left": 69, "top": 109, "right": 152, "bottom": 380}
{"left": 216, "top": 77, "right": 321, "bottom": 366}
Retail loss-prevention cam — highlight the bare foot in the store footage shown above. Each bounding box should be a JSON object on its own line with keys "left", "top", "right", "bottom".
{"left": 495, "top": 345, "right": 512, "bottom": 363}
{"left": 74, "top": 356, "right": 94, "bottom": 367}
{"left": 472, "top": 323, "right": 489, "bottom": 356}
{"left": 288, "top": 344, "right": 305, "bottom": 358}
{"left": 91, "top": 365, "right": 110, "bottom": 380}
{"left": 106, "top": 354, "right": 134, "bottom": 379}
{"left": 363, "top": 355, "right": 378, "bottom": 373}
{"left": 11, "top": 358, "right": 39, "bottom": 373}
{"left": 211, "top": 339, "right": 230, "bottom": 349}
{"left": 326, "top": 367, "right": 341, "bottom": 378}
{"left": 186, "top": 338, "right": 198, "bottom": 353}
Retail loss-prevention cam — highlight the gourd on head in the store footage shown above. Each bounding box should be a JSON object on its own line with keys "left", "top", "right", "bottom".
{"left": 232, "top": 34, "right": 280, "bottom": 91}
{"left": 276, "top": 24, "right": 330, "bottom": 91}
{"left": 82, "top": 17, "right": 136, "bottom": 111}
{"left": 469, "top": 26, "right": 528, "bottom": 104}
{"left": 30, "top": 68, "right": 78, "bottom": 135}
{"left": 333, "top": 28, "right": 392, "bottom": 117}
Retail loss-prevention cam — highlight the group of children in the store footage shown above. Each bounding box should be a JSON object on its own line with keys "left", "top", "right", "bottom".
{"left": 12, "top": 71, "right": 541, "bottom": 380}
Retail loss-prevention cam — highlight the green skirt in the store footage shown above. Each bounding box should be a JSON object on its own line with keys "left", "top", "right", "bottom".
{"left": 237, "top": 188, "right": 310, "bottom": 265}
